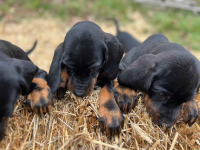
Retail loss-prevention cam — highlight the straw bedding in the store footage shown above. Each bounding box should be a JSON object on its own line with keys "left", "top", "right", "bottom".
{"left": 0, "top": 17, "right": 200, "bottom": 149}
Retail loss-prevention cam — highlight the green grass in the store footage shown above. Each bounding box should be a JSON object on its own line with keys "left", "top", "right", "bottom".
{"left": 0, "top": 0, "right": 199, "bottom": 50}
{"left": 0, "top": 0, "right": 15, "bottom": 14}
{"left": 145, "top": 9, "right": 200, "bottom": 50}
{"left": 0, "top": 0, "right": 138, "bottom": 20}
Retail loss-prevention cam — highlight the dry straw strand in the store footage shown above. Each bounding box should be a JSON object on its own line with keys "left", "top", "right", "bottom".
{"left": 169, "top": 132, "right": 179, "bottom": 150}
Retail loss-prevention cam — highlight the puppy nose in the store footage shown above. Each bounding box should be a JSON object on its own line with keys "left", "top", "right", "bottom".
{"left": 73, "top": 90, "right": 87, "bottom": 97}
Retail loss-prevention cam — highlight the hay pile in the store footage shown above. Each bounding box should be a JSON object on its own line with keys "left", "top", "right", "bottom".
{"left": 0, "top": 16, "right": 200, "bottom": 149}
{"left": 0, "top": 90, "right": 200, "bottom": 149}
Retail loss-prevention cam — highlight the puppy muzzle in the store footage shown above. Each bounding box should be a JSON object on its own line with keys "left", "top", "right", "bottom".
{"left": 73, "top": 84, "right": 91, "bottom": 97}
{"left": 73, "top": 90, "right": 87, "bottom": 97}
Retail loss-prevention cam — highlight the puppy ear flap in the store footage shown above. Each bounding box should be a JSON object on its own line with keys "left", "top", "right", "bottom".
{"left": 103, "top": 33, "right": 124, "bottom": 80}
{"left": 118, "top": 54, "right": 158, "bottom": 92}
{"left": 48, "top": 43, "right": 64, "bottom": 94}
{"left": 118, "top": 62, "right": 127, "bottom": 71}
{"left": 12, "top": 59, "right": 38, "bottom": 95}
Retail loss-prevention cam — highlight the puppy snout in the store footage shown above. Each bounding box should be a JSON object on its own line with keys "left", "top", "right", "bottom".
{"left": 73, "top": 90, "right": 87, "bottom": 97}
{"left": 73, "top": 84, "right": 89, "bottom": 97}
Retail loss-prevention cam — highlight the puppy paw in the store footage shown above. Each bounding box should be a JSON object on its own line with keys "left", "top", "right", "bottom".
{"left": 99, "top": 105, "right": 124, "bottom": 137}
{"left": 181, "top": 100, "right": 199, "bottom": 126}
{"left": 26, "top": 78, "right": 53, "bottom": 115}
{"left": 113, "top": 85, "right": 138, "bottom": 113}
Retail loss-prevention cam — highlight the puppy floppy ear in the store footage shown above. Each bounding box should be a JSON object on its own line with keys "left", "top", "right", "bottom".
{"left": 118, "top": 54, "right": 158, "bottom": 92}
{"left": 103, "top": 33, "right": 124, "bottom": 80}
{"left": 12, "top": 59, "right": 38, "bottom": 95}
{"left": 48, "top": 43, "right": 64, "bottom": 94}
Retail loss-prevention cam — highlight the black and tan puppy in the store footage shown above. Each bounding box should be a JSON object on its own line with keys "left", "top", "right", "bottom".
{"left": 114, "top": 34, "right": 199, "bottom": 128}
{"left": 48, "top": 21, "right": 124, "bottom": 136}
{"left": 0, "top": 40, "right": 52, "bottom": 141}
{"left": 109, "top": 18, "right": 140, "bottom": 53}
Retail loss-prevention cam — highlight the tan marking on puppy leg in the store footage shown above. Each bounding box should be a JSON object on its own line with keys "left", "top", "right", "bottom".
{"left": 26, "top": 77, "right": 52, "bottom": 115}
{"left": 56, "top": 68, "right": 69, "bottom": 98}
{"left": 99, "top": 85, "right": 124, "bottom": 136}
{"left": 32, "top": 78, "right": 50, "bottom": 88}
{"left": 58, "top": 68, "right": 69, "bottom": 89}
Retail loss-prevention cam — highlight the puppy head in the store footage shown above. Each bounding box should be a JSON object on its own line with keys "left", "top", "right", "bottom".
{"left": 145, "top": 93, "right": 183, "bottom": 128}
{"left": 0, "top": 55, "right": 38, "bottom": 141}
{"left": 61, "top": 38, "right": 104, "bottom": 97}
{"left": 48, "top": 21, "right": 124, "bottom": 97}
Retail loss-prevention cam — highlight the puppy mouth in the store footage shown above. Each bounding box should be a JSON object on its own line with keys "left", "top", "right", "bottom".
{"left": 70, "top": 77, "right": 97, "bottom": 97}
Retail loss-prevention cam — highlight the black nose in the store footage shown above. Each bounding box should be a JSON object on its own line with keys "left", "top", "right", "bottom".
{"left": 73, "top": 90, "right": 87, "bottom": 97}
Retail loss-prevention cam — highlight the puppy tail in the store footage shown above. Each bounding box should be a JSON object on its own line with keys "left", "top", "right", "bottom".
{"left": 107, "top": 17, "right": 120, "bottom": 33}
{"left": 26, "top": 40, "right": 37, "bottom": 55}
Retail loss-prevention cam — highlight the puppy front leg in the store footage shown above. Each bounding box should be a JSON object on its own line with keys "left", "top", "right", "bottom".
{"left": 57, "top": 67, "right": 69, "bottom": 99}
{"left": 98, "top": 81, "right": 124, "bottom": 137}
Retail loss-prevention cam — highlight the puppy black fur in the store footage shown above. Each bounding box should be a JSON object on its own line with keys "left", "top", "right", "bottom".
{"left": 118, "top": 34, "right": 200, "bottom": 128}
{"left": 110, "top": 18, "right": 140, "bottom": 53}
{"left": 48, "top": 21, "right": 124, "bottom": 97}
{"left": 0, "top": 40, "right": 52, "bottom": 142}
{"left": 0, "top": 40, "right": 38, "bottom": 141}
{"left": 48, "top": 21, "right": 124, "bottom": 136}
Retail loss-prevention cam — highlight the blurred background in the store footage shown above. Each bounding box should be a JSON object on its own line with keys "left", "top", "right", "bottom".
{"left": 0, "top": 0, "right": 199, "bottom": 71}
{"left": 0, "top": 1, "right": 200, "bottom": 149}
